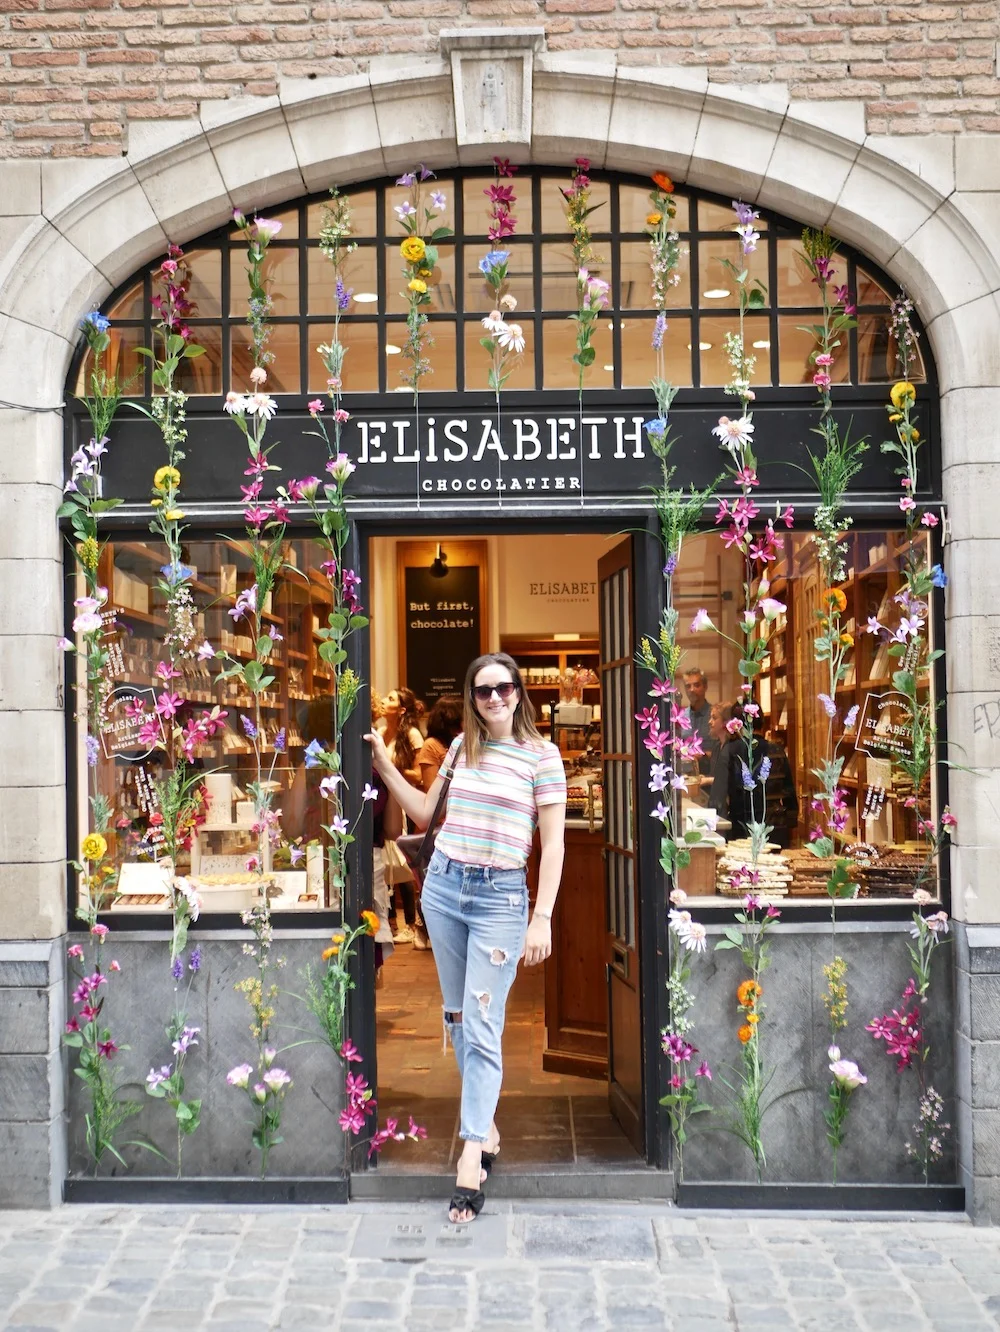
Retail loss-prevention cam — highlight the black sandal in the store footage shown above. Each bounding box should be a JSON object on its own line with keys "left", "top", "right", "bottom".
{"left": 481, "top": 1145, "right": 500, "bottom": 1178}
{"left": 448, "top": 1186, "right": 485, "bottom": 1224}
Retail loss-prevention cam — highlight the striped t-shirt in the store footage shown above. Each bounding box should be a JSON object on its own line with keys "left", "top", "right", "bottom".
{"left": 434, "top": 734, "right": 567, "bottom": 869}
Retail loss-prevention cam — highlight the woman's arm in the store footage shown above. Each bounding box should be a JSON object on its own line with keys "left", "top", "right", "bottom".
{"left": 365, "top": 729, "right": 447, "bottom": 828}
{"left": 523, "top": 800, "right": 566, "bottom": 967}
{"left": 383, "top": 790, "right": 403, "bottom": 842}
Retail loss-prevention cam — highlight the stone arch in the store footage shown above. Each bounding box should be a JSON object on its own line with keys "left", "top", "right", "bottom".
{"left": 2, "top": 50, "right": 999, "bottom": 939}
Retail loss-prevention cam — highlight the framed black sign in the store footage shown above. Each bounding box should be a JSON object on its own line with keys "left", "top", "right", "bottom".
{"left": 397, "top": 540, "right": 488, "bottom": 709}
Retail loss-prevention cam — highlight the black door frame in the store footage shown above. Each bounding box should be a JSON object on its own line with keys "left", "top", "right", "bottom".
{"left": 350, "top": 507, "right": 667, "bottom": 1171}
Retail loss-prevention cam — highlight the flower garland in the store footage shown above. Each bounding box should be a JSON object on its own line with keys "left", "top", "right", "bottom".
{"left": 316, "top": 183, "right": 356, "bottom": 448}
{"left": 218, "top": 210, "right": 295, "bottom": 1176}
{"left": 395, "top": 165, "right": 452, "bottom": 401}
{"left": 479, "top": 157, "right": 524, "bottom": 467}
{"left": 145, "top": 947, "right": 202, "bottom": 1177}
{"left": 563, "top": 157, "right": 608, "bottom": 403}
{"left": 660, "top": 889, "right": 711, "bottom": 1178}
{"left": 645, "top": 170, "right": 681, "bottom": 364}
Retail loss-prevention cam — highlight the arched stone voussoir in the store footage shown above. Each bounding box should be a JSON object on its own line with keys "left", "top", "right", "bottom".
{"left": 369, "top": 57, "right": 457, "bottom": 178}
{"left": 684, "top": 84, "right": 789, "bottom": 205}
{"left": 604, "top": 65, "right": 707, "bottom": 184}
{"left": 532, "top": 57, "right": 617, "bottom": 169}
{"left": 201, "top": 96, "right": 307, "bottom": 217}
{"left": 279, "top": 74, "right": 386, "bottom": 193}
{"left": 128, "top": 119, "right": 234, "bottom": 258}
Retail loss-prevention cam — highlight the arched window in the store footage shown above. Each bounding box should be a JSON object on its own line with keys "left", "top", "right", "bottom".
{"left": 74, "top": 170, "right": 930, "bottom": 401}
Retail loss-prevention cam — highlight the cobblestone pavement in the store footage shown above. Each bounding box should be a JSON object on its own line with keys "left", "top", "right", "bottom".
{"left": 1, "top": 1201, "right": 999, "bottom": 1331}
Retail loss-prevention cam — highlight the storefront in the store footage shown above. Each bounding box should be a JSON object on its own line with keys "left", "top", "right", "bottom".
{"left": 2, "top": 34, "right": 999, "bottom": 1215}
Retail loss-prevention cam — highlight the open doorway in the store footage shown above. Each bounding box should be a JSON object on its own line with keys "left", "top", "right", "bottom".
{"left": 367, "top": 529, "right": 644, "bottom": 1174}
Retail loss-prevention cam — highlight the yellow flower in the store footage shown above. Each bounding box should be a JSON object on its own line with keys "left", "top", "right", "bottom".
{"left": 417, "top": 267, "right": 432, "bottom": 278}
{"left": 150, "top": 498, "right": 163, "bottom": 508}
{"left": 400, "top": 236, "right": 426, "bottom": 263}
{"left": 840, "top": 632, "right": 854, "bottom": 647}
{"left": 823, "top": 587, "right": 847, "bottom": 613}
{"left": 76, "top": 537, "right": 100, "bottom": 571}
{"left": 164, "top": 509, "right": 185, "bottom": 521}
{"left": 408, "top": 278, "right": 427, "bottom": 294}
{"left": 153, "top": 465, "right": 181, "bottom": 491}
{"left": 889, "top": 412, "right": 902, "bottom": 423}
{"left": 81, "top": 832, "right": 107, "bottom": 862}
{"left": 908, "top": 427, "right": 920, "bottom": 442}
{"left": 361, "top": 910, "right": 380, "bottom": 937}
{"left": 747, "top": 1013, "right": 760, "bottom": 1025}
{"left": 738, "top": 1024, "right": 753, "bottom": 1044}
{"left": 736, "top": 979, "right": 762, "bottom": 1008}
{"left": 646, "top": 211, "right": 663, "bottom": 226}
{"left": 890, "top": 381, "right": 916, "bottom": 409}
{"left": 322, "top": 945, "right": 340, "bottom": 961}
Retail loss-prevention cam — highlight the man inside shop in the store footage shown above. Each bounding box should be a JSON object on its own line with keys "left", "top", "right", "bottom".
{"left": 682, "top": 668, "right": 716, "bottom": 776}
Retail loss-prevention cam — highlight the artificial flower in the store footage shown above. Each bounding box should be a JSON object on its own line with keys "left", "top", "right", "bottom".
{"left": 81, "top": 833, "right": 107, "bottom": 861}
{"left": 153, "top": 465, "right": 181, "bottom": 491}
{"left": 400, "top": 235, "right": 426, "bottom": 263}
{"left": 362, "top": 909, "right": 380, "bottom": 937}
{"left": 652, "top": 171, "right": 674, "bottom": 192}
{"left": 738, "top": 1024, "right": 753, "bottom": 1044}
{"left": 890, "top": 381, "right": 916, "bottom": 409}
{"left": 408, "top": 278, "right": 427, "bottom": 294}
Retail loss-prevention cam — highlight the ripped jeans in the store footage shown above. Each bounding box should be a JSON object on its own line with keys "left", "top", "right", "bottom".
{"left": 419, "top": 848, "right": 529, "bottom": 1143}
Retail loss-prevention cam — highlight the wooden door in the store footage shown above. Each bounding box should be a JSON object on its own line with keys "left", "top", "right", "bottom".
{"left": 598, "top": 538, "right": 644, "bottom": 1152}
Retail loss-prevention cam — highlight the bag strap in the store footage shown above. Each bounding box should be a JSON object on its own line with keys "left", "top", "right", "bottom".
{"left": 413, "top": 742, "right": 460, "bottom": 860}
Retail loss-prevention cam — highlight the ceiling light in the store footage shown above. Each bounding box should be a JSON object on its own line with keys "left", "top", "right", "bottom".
{"left": 687, "top": 342, "right": 713, "bottom": 351}
{"left": 385, "top": 343, "right": 401, "bottom": 355}
{"left": 393, "top": 385, "right": 411, "bottom": 392}
{"left": 703, "top": 288, "right": 731, "bottom": 300}
{"left": 603, "top": 364, "right": 615, "bottom": 372}
{"left": 354, "top": 292, "right": 378, "bottom": 304}
{"left": 752, "top": 340, "right": 771, "bottom": 350}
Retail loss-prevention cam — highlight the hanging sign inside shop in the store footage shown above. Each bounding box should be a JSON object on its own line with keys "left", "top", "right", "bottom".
{"left": 98, "top": 684, "right": 163, "bottom": 761}
{"left": 403, "top": 564, "right": 481, "bottom": 707}
{"left": 854, "top": 690, "right": 915, "bottom": 762}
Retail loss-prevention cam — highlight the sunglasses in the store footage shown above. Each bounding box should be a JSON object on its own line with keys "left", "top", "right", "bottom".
{"left": 472, "top": 682, "right": 518, "bottom": 701}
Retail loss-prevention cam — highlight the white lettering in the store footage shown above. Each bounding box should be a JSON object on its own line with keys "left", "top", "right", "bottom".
{"left": 547, "top": 416, "right": 577, "bottom": 461}
{"left": 613, "top": 415, "right": 646, "bottom": 460}
{"left": 443, "top": 419, "right": 468, "bottom": 463}
{"left": 581, "top": 416, "right": 607, "bottom": 460}
{"left": 513, "top": 418, "right": 542, "bottom": 462}
{"left": 393, "top": 419, "right": 419, "bottom": 463}
{"left": 357, "top": 420, "right": 387, "bottom": 463}
{"left": 425, "top": 417, "right": 438, "bottom": 464}
{"left": 472, "top": 418, "right": 508, "bottom": 463}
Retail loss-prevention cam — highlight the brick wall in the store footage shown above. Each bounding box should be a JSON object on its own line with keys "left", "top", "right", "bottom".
{"left": 0, "top": 0, "right": 998, "bottom": 157}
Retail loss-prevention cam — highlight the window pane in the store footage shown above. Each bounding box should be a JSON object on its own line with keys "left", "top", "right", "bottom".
{"left": 464, "top": 240, "right": 534, "bottom": 313}
{"left": 541, "top": 241, "right": 611, "bottom": 311}
{"left": 619, "top": 240, "right": 691, "bottom": 310}
{"left": 856, "top": 265, "right": 892, "bottom": 307}
{"left": 231, "top": 323, "right": 300, "bottom": 394}
{"left": 384, "top": 177, "right": 456, "bottom": 235}
{"left": 185, "top": 248, "right": 222, "bottom": 318}
{"left": 109, "top": 281, "right": 144, "bottom": 321}
{"left": 171, "top": 325, "right": 223, "bottom": 396}
{"left": 307, "top": 189, "right": 377, "bottom": 239}
{"left": 698, "top": 238, "right": 769, "bottom": 307}
{"left": 76, "top": 323, "right": 146, "bottom": 397}
{"left": 384, "top": 242, "right": 456, "bottom": 315}
{"left": 307, "top": 245, "right": 378, "bottom": 315}
{"left": 462, "top": 175, "right": 534, "bottom": 236}
{"left": 778, "top": 315, "right": 848, "bottom": 387}
{"left": 620, "top": 317, "right": 693, "bottom": 388}
{"left": 228, "top": 247, "right": 299, "bottom": 317}
{"left": 385, "top": 320, "right": 457, "bottom": 393}
{"left": 542, "top": 318, "right": 614, "bottom": 390}
{"left": 307, "top": 322, "right": 380, "bottom": 393}
{"left": 776, "top": 237, "right": 825, "bottom": 307}
{"left": 462, "top": 319, "right": 536, "bottom": 391}
{"left": 618, "top": 184, "right": 690, "bottom": 234}
{"left": 230, "top": 206, "right": 299, "bottom": 240}
{"left": 539, "top": 175, "right": 610, "bottom": 234}
{"left": 78, "top": 538, "right": 357, "bottom": 916}
{"left": 699, "top": 316, "right": 771, "bottom": 387}
{"left": 858, "top": 313, "right": 927, "bottom": 385}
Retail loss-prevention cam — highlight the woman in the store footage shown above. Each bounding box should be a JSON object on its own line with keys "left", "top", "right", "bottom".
{"left": 416, "top": 693, "right": 464, "bottom": 792}
{"left": 366, "top": 652, "right": 566, "bottom": 1224}
{"left": 379, "top": 687, "right": 425, "bottom": 943}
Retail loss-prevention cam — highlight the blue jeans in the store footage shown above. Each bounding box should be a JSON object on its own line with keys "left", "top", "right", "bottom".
{"left": 419, "top": 848, "right": 529, "bottom": 1143}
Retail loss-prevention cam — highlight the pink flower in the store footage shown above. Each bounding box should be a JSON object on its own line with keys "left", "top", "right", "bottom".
{"left": 339, "top": 1039, "right": 363, "bottom": 1064}
{"left": 308, "top": 398, "right": 325, "bottom": 415}
{"left": 813, "top": 372, "right": 832, "bottom": 389}
{"left": 155, "top": 691, "right": 184, "bottom": 719}
{"left": 899, "top": 496, "right": 917, "bottom": 512}
{"left": 921, "top": 511, "right": 939, "bottom": 527}
{"left": 814, "top": 352, "right": 834, "bottom": 366}
{"left": 160, "top": 259, "right": 178, "bottom": 276}
{"left": 91, "top": 923, "right": 109, "bottom": 939}
{"left": 695, "top": 1061, "right": 712, "bottom": 1080}
{"left": 334, "top": 408, "right": 350, "bottom": 423}
{"left": 67, "top": 944, "right": 84, "bottom": 959}
{"left": 109, "top": 960, "right": 121, "bottom": 972}
{"left": 940, "top": 808, "right": 957, "bottom": 830}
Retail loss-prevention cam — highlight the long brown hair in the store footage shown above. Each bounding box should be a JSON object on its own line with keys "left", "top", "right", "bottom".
{"left": 461, "top": 652, "right": 542, "bottom": 768}
{"left": 389, "top": 686, "right": 421, "bottom": 774}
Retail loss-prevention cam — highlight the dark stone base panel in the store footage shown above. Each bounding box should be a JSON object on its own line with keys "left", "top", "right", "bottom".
{"left": 678, "top": 1181, "right": 966, "bottom": 1211}
{"left": 64, "top": 1175, "right": 349, "bottom": 1204}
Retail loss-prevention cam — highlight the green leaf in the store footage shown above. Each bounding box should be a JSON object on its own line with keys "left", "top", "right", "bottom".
{"left": 747, "top": 288, "right": 767, "bottom": 309}
{"left": 892, "top": 670, "right": 915, "bottom": 694}
{"left": 738, "top": 660, "right": 762, "bottom": 677}
{"left": 683, "top": 829, "right": 703, "bottom": 844}
{"left": 183, "top": 343, "right": 206, "bottom": 359}
{"left": 256, "top": 634, "right": 273, "bottom": 656}
{"left": 714, "top": 938, "right": 739, "bottom": 951}
{"left": 348, "top": 615, "right": 369, "bottom": 630}
{"left": 56, "top": 500, "right": 79, "bottom": 519}
{"left": 318, "top": 641, "right": 339, "bottom": 666}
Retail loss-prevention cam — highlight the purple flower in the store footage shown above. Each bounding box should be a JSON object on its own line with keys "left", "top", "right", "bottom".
{"left": 652, "top": 311, "right": 667, "bottom": 350}
{"left": 188, "top": 947, "right": 201, "bottom": 974}
{"left": 171, "top": 955, "right": 184, "bottom": 980}
{"left": 335, "top": 278, "right": 352, "bottom": 312}
{"left": 740, "top": 760, "right": 756, "bottom": 791}
{"left": 757, "top": 756, "right": 771, "bottom": 784}
{"left": 274, "top": 728, "right": 286, "bottom": 753}
{"left": 85, "top": 734, "right": 100, "bottom": 768}
{"left": 695, "top": 1060, "right": 712, "bottom": 1080}
{"left": 663, "top": 553, "right": 677, "bottom": 578}
{"left": 172, "top": 1025, "right": 200, "bottom": 1056}
{"left": 241, "top": 714, "right": 258, "bottom": 741}
{"left": 732, "top": 200, "right": 758, "bottom": 227}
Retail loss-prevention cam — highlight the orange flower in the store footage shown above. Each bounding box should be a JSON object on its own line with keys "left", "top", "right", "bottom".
{"left": 322, "top": 945, "right": 340, "bottom": 961}
{"left": 652, "top": 171, "right": 674, "bottom": 193}
{"left": 823, "top": 587, "right": 847, "bottom": 613}
{"left": 736, "top": 979, "right": 762, "bottom": 1008}
{"left": 738, "top": 1024, "right": 753, "bottom": 1044}
{"left": 361, "top": 910, "right": 380, "bottom": 937}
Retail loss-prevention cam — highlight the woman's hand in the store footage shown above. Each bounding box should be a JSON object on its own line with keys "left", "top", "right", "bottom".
{"left": 522, "top": 916, "right": 552, "bottom": 967}
{"left": 364, "top": 729, "right": 392, "bottom": 775}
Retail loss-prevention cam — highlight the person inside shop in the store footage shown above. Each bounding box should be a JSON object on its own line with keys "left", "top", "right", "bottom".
{"left": 708, "top": 702, "right": 738, "bottom": 818}
{"left": 369, "top": 692, "right": 403, "bottom": 988}
{"left": 726, "top": 703, "right": 800, "bottom": 848}
{"left": 366, "top": 652, "right": 567, "bottom": 1226}
{"left": 682, "top": 668, "right": 717, "bottom": 776}
{"left": 416, "top": 694, "right": 463, "bottom": 792}
{"left": 378, "top": 686, "right": 425, "bottom": 944}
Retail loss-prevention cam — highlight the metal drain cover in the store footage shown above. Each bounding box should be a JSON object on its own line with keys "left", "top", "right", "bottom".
{"left": 353, "top": 1211, "right": 510, "bottom": 1262}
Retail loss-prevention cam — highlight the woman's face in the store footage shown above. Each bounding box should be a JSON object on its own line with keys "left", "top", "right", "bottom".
{"left": 472, "top": 664, "right": 519, "bottom": 732}
{"left": 709, "top": 706, "right": 726, "bottom": 742}
{"left": 384, "top": 689, "right": 400, "bottom": 715}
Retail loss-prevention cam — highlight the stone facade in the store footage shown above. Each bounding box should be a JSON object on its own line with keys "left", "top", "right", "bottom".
{"left": 0, "top": 25, "right": 998, "bottom": 1212}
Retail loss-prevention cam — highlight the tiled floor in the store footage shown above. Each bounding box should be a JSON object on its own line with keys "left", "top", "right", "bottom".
{"left": 374, "top": 940, "right": 642, "bottom": 1173}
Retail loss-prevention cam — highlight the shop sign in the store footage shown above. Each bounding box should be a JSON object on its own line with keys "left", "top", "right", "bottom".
{"left": 99, "top": 684, "right": 163, "bottom": 761}
{"left": 854, "top": 690, "right": 915, "bottom": 762}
